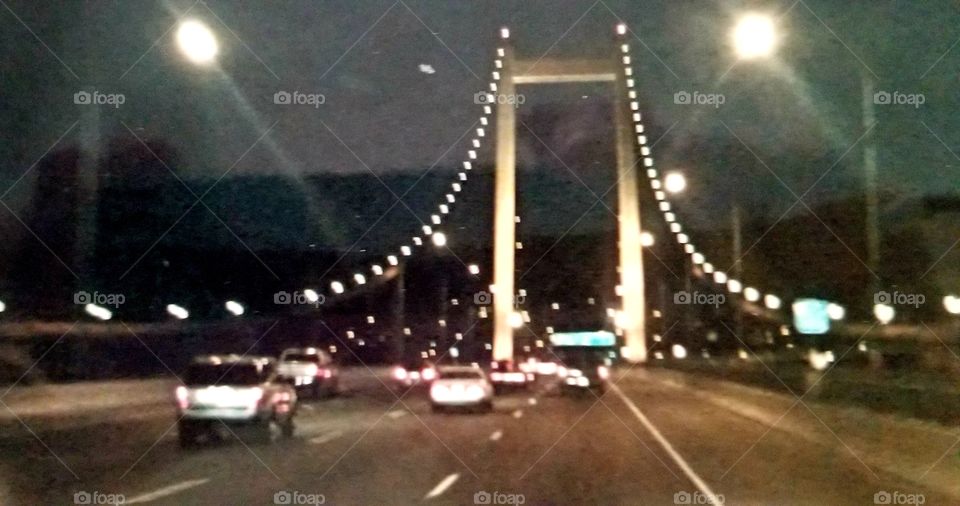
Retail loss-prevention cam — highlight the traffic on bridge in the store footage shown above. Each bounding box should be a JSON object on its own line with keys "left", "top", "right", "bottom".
{"left": 0, "top": 1, "right": 958, "bottom": 505}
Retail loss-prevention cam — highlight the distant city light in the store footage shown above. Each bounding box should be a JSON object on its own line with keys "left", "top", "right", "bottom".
{"left": 468, "top": 264, "right": 480, "bottom": 275}
{"left": 372, "top": 265, "right": 384, "bottom": 275}
{"left": 387, "top": 255, "right": 399, "bottom": 266}
{"left": 304, "top": 289, "right": 320, "bottom": 302}
{"left": 873, "top": 303, "right": 895, "bottom": 324}
{"left": 401, "top": 246, "right": 412, "bottom": 256}
{"left": 330, "top": 282, "right": 344, "bottom": 295}
{"left": 225, "top": 300, "right": 244, "bottom": 316}
{"left": 827, "top": 302, "right": 846, "bottom": 320}
{"left": 744, "top": 287, "right": 760, "bottom": 302}
{"left": 166, "top": 304, "right": 189, "bottom": 320}
{"left": 509, "top": 312, "right": 523, "bottom": 328}
{"left": 727, "top": 279, "right": 743, "bottom": 293}
{"left": 176, "top": 20, "right": 219, "bottom": 65}
{"left": 616, "top": 23, "right": 627, "bottom": 35}
{"left": 764, "top": 294, "right": 782, "bottom": 310}
{"left": 432, "top": 232, "right": 447, "bottom": 247}
{"left": 640, "top": 231, "right": 655, "bottom": 247}
{"left": 354, "top": 273, "right": 366, "bottom": 285}
{"left": 944, "top": 295, "right": 960, "bottom": 315}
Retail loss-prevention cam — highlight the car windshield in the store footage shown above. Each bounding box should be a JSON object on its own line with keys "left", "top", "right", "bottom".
{"left": 184, "top": 364, "right": 264, "bottom": 386}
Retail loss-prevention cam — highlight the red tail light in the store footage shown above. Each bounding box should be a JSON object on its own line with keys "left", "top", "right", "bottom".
{"left": 175, "top": 386, "right": 189, "bottom": 410}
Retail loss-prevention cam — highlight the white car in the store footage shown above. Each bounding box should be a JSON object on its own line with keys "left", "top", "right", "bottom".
{"left": 277, "top": 347, "right": 339, "bottom": 398}
{"left": 175, "top": 355, "right": 297, "bottom": 448}
{"left": 429, "top": 366, "right": 494, "bottom": 413}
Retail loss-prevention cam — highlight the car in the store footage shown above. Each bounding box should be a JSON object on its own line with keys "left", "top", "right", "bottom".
{"left": 429, "top": 365, "right": 494, "bottom": 413}
{"left": 557, "top": 359, "right": 609, "bottom": 395}
{"left": 489, "top": 359, "right": 534, "bottom": 392}
{"left": 277, "top": 347, "right": 339, "bottom": 398}
{"left": 175, "top": 355, "right": 297, "bottom": 448}
{"left": 391, "top": 357, "right": 437, "bottom": 389}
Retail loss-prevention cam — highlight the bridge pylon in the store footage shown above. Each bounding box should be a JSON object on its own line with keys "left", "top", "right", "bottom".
{"left": 491, "top": 25, "right": 647, "bottom": 363}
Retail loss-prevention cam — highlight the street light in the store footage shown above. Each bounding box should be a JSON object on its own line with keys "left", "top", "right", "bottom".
{"left": 432, "top": 232, "right": 447, "bottom": 247}
{"left": 873, "top": 303, "right": 895, "bottom": 324}
{"left": 224, "top": 300, "right": 244, "bottom": 316}
{"left": 166, "top": 304, "right": 189, "bottom": 320}
{"left": 944, "top": 295, "right": 960, "bottom": 315}
{"left": 640, "top": 231, "right": 655, "bottom": 247}
{"left": 176, "top": 20, "right": 219, "bottom": 65}
{"left": 664, "top": 172, "right": 687, "bottom": 194}
{"left": 732, "top": 13, "right": 777, "bottom": 60}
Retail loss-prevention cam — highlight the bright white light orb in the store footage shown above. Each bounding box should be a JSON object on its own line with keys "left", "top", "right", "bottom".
{"left": 732, "top": 13, "right": 777, "bottom": 60}
{"left": 177, "top": 20, "right": 219, "bottom": 65}
{"left": 664, "top": 172, "right": 687, "bottom": 194}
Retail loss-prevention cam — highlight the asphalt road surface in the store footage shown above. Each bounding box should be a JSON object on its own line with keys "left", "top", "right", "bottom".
{"left": 1, "top": 367, "right": 956, "bottom": 505}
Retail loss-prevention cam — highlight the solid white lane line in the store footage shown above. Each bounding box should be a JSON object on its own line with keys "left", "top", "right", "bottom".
{"left": 125, "top": 478, "right": 210, "bottom": 504}
{"left": 388, "top": 409, "right": 407, "bottom": 419}
{"left": 310, "top": 430, "right": 343, "bottom": 445}
{"left": 609, "top": 381, "right": 723, "bottom": 506}
{"left": 490, "top": 430, "right": 503, "bottom": 441}
{"left": 424, "top": 473, "right": 460, "bottom": 500}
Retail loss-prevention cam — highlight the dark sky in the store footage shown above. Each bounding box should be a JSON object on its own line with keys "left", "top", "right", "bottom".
{"left": 2, "top": 0, "right": 959, "bottom": 233}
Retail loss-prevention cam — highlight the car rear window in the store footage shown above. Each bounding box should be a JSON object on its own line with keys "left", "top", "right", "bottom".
{"left": 185, "top": 364, "right": 265, "bottom": 386}
{"left": 282, "top": 353, "right": 321, "bottom": 363}
{"left": 440, "top": 370, "right": 482, "bottom": 379}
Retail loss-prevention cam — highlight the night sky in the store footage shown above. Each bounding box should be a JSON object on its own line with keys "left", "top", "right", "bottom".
{"left": 2, "top": 0, "right": 959, "bottom": 240}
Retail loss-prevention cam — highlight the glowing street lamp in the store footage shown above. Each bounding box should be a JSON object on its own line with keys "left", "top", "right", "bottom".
{"left": 944, "top": 295, "right": 960, "bottom": 315}
{"left": 224, "top": 300, "right": 244, "bottom": 316}
{"left": 664, "top": 172, "right": 687, "bottom": 194}
{"left": 166, "top": 304, "right": 189, "bottom": 320}
{"left": 640, "top": 231, "right": 655, "bottom": 247}
{"left": 827, "top": 302, "right": 846, "bottom": 320}
{"left": 176, "top": 20, "right": 219, "bottom": 65}
{"left": 732, "top": 13, "right": 777, "bottom": 60}
{"left": 432, "top": 232, "right": 447, "bottom": 247}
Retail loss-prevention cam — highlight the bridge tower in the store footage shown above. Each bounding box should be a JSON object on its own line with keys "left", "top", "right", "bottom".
{"left": 492, "top": 25, "right": 647, "bottom": 363}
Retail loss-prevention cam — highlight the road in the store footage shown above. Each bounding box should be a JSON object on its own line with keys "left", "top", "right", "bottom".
{"left": 1, "top": 367, "right": 957, "bottom": 505}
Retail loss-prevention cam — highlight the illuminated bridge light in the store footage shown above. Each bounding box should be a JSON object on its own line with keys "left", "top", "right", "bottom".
{"left": 372, "top": 265, "right": 384, "bottom": 275}
{"left": 354, "top": 273, "right": 366, "bottom": 285}
{"left": 330, "top": 282, "right": 344, "bottom": 294}
{"left": 166, "top": 304, "right": 189, "bottom": 320}
{"left": 387, "top": 255, "right": 399, "bottom": 266}
{"left": 744, "top": 287, "right": 760, "bottom": 302}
